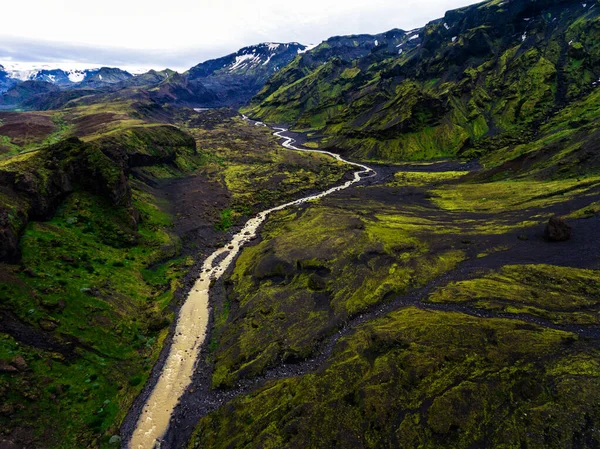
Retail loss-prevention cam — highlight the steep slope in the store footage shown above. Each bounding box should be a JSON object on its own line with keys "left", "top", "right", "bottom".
{"left": 154, "top": 42, "right": 308, "bottom": 107}
{"left": 244, "top": 0, "right": 600, "bottom": 162}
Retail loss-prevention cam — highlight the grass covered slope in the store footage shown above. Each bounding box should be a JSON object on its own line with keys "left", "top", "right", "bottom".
{"left": 427, "top": 264, "right": 600, "bottom": 325}
{"left": 244, "top": 0, "right": 600, "bottom": 162}
{"left": 0, "top": 114, "right": 201, "bottom": 447}
{"left": 1, "top": 190, "right": 190, "bottom": 448}
{"left": 191, "top": 307, "right": 600, "bottom": 449}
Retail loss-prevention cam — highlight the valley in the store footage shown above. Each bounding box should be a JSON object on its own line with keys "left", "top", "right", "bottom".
{"left": 0, "top": 0, "right": 599, "bottom": 447}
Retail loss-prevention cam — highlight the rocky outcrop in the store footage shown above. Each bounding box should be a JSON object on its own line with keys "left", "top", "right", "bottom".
{"left": 544, "top": 216, "right": 572, "bottom": 241}
{"left": 0, "top": 125, "right": 196, "bottom": 261}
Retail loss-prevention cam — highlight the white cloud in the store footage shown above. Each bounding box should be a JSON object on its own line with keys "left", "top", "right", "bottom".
{"left": 0, "top": 0, "right": 480, "bottom": 70}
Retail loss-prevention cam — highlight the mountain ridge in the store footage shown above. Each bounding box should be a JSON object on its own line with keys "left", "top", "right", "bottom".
{"left": 243, "top": 0, "right": 600, "bottom": 163}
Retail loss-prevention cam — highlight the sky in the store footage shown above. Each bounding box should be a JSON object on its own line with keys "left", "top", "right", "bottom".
{"left": 0, "top": 0, "right": 481, "bottom": 72}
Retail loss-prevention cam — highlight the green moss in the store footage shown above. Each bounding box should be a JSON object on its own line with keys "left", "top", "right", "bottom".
{"left": 191, "top": 307, "right": 600, "bottom": 449}
{"left": 0, "top": 185, "right": 188, "bottom": 447}
{"left": 431, "top": 177, "right": 600, "bottom": 212}
{"left": 210, "top": 201, "right": 469, "bottom": 387}
{"left": 427, "top": 264, "right": 600, "bottom": 325}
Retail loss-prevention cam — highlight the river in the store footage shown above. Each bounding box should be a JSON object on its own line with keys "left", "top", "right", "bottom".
{"left": 128, "top": 118, "right": 375, "bottom": 448}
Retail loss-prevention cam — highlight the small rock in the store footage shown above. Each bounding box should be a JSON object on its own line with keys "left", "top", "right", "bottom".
{"left": 0, "top": 403, "right": 15, "bottom": 416}
{"left": 0, "top": 360, "right": 18, "bottom": 373}
{"left": 544, "top": 216, "right": 571, "bottom": 242}
{"left": 22, "top": 268, "right": 36, "bottom": 278}
{"left": 0, "top": 440, "right": 19, "bottom": 449}
{"left": 11, "top": 355, "right": 28, "bottom": 371}
{"left": 39, "top": 318, "right": 58, "bottom": 331}
{"left": 108, "top": 435, "right": 121, "bottom": 445}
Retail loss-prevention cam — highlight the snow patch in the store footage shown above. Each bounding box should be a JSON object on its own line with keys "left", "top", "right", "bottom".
{"left": 267, "top": 43, "right": 281, "bottom": 51}
{"left": 67, "top": 70, "right": 86, "bottom": 83}
{"left": 408, "top": 34, "right": 419, "bottom": 41}
{"left": 452, "top": 36, "right": 457, "bottom": 42}
{"left": 298, "top": 43, "right": 318, "bottom": 54}
{"left": 228, "top": 53, "right": 255, "bottom": 72}
{"left": 398, "top": 48, "right": 403, "bottom": 55}
{"left": 522, "top": 32, "right": 527, "bottom": 42}
{"left": 444, "top": 23, "right": 450, "bottom": 30}
{"left": 374, "top": 39, "right": 379, "bottom": 46}
{"left": 99, "top": 74, "right": 103, "bottom": 80}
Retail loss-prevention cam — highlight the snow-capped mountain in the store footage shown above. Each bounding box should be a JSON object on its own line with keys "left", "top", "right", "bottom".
{"left": 0, "top": 62, "right": 146, "bottom": 92}
{"left": 187, "top": 42, "right": 308, "bottom": 79}
{"left": 156, "top": 41, "right": 310, "bottom": 107}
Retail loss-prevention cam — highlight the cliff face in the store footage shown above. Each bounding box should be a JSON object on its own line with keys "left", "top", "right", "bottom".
{"left": 0, "top": 125, "right": 196, "bottom": 261}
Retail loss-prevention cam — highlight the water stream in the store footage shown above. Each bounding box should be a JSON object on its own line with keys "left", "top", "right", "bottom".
{"left": 128, "top": 118, "right": 375, "bottom": 448}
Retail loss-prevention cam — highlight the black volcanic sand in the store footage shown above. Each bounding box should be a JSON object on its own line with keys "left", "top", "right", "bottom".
{"left": 122, "top": 128, "right": 600, "bottom": 449}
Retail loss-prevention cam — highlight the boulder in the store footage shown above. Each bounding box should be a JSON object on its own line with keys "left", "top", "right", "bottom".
{"left": 11, "top": 355, "right": 28, "bottom": 371}
{"left": 39, "top": 318, "right": 58, "bottom": 331}
{"left": 0, "top": 360, "right": 18, "bottom": 373}
{"left": 544, "top": 216, "right": 571, "bottom": 242}
{"left": 253, "top": 254, "right": 295, "bottom": 280}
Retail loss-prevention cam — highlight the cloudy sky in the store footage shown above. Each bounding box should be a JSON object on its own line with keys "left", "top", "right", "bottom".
{"left": 0, "top": 0, "right": 480, "bottom": 72}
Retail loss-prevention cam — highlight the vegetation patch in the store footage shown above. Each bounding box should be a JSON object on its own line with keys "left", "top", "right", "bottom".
{"left": 191, "top": 307, "right": 600, "bottom": 449}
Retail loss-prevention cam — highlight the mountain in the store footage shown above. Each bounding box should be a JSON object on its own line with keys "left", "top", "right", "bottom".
{"left": 244, "top": 0, "right": 600, "bottom": 162}
{"left": 0, "top": 65, "right": 19, "bottom": 93}
{"left": 2, "top": 65, "right": 100, "bottom": 86}
{"left": 17, "top": 68, "right": 91, "bottom": 86}
{"left": 153, "top": 42, "right": 308, "bottom": 107}
{"left": 77, "top": 67, "right": 133, "bottom": 88}
{"left": 188, "top": 42, "right": 307, "bottom": 78}
{"left": 0, "top": 43, "right": 308, "bottom": 110}
{"left": 0, "top": 80, "right": 60, "bottom": 109}
{"left": 115, "top": 68, "right": 176, "bottom": 88}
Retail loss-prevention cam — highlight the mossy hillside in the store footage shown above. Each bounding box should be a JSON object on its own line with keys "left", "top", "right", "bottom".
{"left": 0, "top": 188, "right": 191, "bottom": 448}
{"left": 0, "top": 110, "right": 209, "bottom": 447}
{"left": 430, "top": 176, "right": 600, "bottom": 212}
{"left": 0, "top": 124, "right": 198, "bottom": 261}
{"left": 427, "top": 264, "right": 600, "bottom": 325}
{"left": 472, "top": 85, "right": 600, "bottom": 180}
{"left": 186, "top": 117, "right": 349, "bottom": 214}
{"left": 0, "top": 111, "right": 73, "bottom": 158}
{"left": 93, "top": 124, "right": 198, "bottom": 168}
{"left": 245, "top": 0, "right": 600, "bottom": 162}
{"left": 191, "top": 307, "right": 600, "bottom": 449}
{"left": 210, "top": 202, "right": 467, "bottom": 388}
